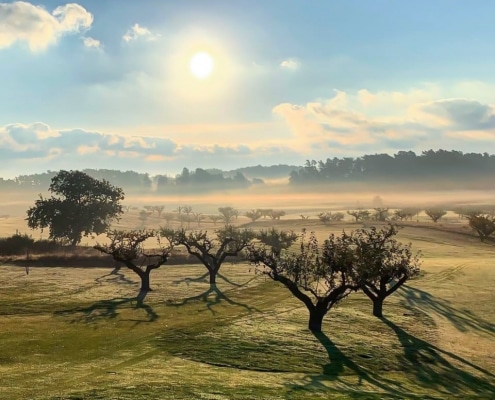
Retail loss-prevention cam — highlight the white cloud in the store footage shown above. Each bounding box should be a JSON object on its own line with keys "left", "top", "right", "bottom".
{"left": 122, "top": 23, "right": 159, "bottom": 43}
{"left": 82, "top": 36, "right": 101, "bottom": 49}
{"left": 0, "top": 1, "right": 93, "bottom": 52}
{"left": 280, "top": 58, "right": 300, "bottom": 70}
{"left": 273, "top": 86, "right": 495, "bottom": 153}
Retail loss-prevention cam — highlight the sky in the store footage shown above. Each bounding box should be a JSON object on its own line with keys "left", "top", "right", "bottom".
{"left": 1, "top": 0, "right": 495, "bottom": 178}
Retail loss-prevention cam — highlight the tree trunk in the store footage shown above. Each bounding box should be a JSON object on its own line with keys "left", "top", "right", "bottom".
{"left": 140, "top": 270, "right": 151, "bottom": 292}
{"left": 209, "top": 270, "right": 217, "bottom": 285}
{"left": 308, "top": 308, "right": 326, "bottom": 332}
{"left": 372, "top": 297, "right": 384, "bottom": 318}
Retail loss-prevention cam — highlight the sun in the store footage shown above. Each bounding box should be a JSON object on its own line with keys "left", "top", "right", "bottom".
{"left": 189, "top": 52, "right": 214, "bottom": 79}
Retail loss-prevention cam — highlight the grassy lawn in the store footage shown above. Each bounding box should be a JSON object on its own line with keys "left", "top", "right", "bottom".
{"left": 0, "top": 223, "right": 494, "bottom": 399}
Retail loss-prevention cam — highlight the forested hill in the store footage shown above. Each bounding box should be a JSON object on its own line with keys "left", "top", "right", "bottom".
{"left": 1, "top": 150, "right": 493, "bottom": 192}
{"left": 289, "top": 150, "right": 495, "bottom": 188}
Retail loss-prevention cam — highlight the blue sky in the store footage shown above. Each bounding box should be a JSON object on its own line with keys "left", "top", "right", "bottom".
{"left": 1, "top": 0, "right": 495, "bottom": 178}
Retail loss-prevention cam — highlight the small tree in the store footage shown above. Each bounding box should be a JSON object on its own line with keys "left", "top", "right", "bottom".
{"left": 318, "top": 212, "right": 331, "bottom": 225}
{"left": 425, "top": 209, "right": 446, "bottom": 223}
{"left": 330, "top": 212, "right": 345, "bottom": 222}
{"left": 218, "top": 206, "right": 238, "bottom": 226}
{"left": 183, "top": 205, "right": 193, "bottom": 220}
{"left": 373, "top": 208, "right": 389, "bottom": 222}
{"left": 353, "top": 225, "right": 421, "bottom": 318}
{"left": 269, "top": 210, "right": 286, "bottom": 220}
{"left": 258, "top": 209, "right": 273, "bottom": 219}
{"left": 245, "top": 209, "right": 262, "bottom": 222}
{"left": 209, "top": 215, "right": 223, "bottom": 226}
{"left": 467, "top": 214, "right": 495, "bottom": 242}
{"left": 393, "top": 209, "right": 414, "bottom": 221}
{"left": 162, "top": 226, "right": 255, "bottom": 285}
{"left": 193, "top": 212, "right": 205, "bottom": 227}
{"left": 154, "top": 205, "right": 165, "bottom": 217}
{"left": 95, "top": 230, "right": 171, "bottom": 301}
{"left": 26, "top": 170, "right": 124, "bottom": 246}
{"left": 139, "top": 210, "right": 151, "bottom": 227}
{"left": 247, "top": 230, "right": 359, "bottom": 332}
{"left": 347, "top": 210, "right": 370, "bottom": 222}
{"left": 143, "top": 206, "right": 154, "bottom": 213}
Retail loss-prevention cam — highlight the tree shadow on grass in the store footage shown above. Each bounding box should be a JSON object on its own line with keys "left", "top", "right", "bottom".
{"left": 398, "top": 285, "right": 495, "bottom": 336}
{"left": 166, "top": 283, "right": 259, "bottom": 315}
{"left": 381, "top": 317, "right": 495, "bottom": 397}
{"left": 285, "top": 330, "right": 411, "bottom": 398}
{"left": 172, "top": 271, "right": 256, "bottom": 288}
{"left": 54, "top": 294, "right": 157, "bottom": 325}
{"left": 94, "top": 266, "right": 135, "bottom": 286}
{"left": 286, "top": 322, "right": 495, "bottom": 399}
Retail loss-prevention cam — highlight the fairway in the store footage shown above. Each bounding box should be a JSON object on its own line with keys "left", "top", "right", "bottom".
{"left": 0, "top": 223, "right": 494, "bottom": 399}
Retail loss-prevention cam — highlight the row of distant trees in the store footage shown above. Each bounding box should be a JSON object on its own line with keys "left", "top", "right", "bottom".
{"left": 3, "top": 149, "right": 495, "bottom": 192}
{"left": 0, "top": 167, "right": 262, "bottom": 193}
{"left": 290, "top": 150, "right": 495, "bottom": 185}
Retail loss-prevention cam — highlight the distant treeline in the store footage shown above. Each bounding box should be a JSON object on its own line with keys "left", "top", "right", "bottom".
{"left": 1, "top": 150, "right": 494, "bottom": 192}
{"left": 0, "top": 167, "right": 269, "bottom": 193}
{"left": 289, "top": 150, "right": 495, "bottom": 187}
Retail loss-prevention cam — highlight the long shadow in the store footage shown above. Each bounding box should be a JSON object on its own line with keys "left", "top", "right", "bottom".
{"left": 172, "top": 271, "right": 255, "bottom": 288}
{"left": 289, "top": 331, "right": 411, "bottom": 397}
{"left": 398, "top": 285, "right": 495, "bottom": 336}
{"left": 166, "top": 283, "right": 259, "bottom": 315}
{"left": 94, "top": 266, "right": 135, "bottom": 286}
{"left": 381, "top": 317, "right": 495, "bottom": 397}
{"left": 54, "top": 295, "right": 158, "bottom": 324}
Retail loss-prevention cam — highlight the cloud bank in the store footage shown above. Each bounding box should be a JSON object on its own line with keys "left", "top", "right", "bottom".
{"left": 273, "top": 85, "right": 495, "bottom": 154}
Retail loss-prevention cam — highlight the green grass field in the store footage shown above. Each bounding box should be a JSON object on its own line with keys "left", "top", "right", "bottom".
{"left": 1, "top": 221, "right": 495, "bottom": 399}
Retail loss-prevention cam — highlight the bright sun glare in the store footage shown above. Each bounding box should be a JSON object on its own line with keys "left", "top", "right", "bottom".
{"left": 189, "top": 52, "right": 214, "bottom": 79}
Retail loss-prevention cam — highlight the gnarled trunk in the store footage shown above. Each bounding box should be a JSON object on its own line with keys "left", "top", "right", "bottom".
{"left": 308, "top": 308, "right": 326, "bottom": 332}
{"left": 140, "top": 270, "right": 151, "bottom": 292}
{"left": 209, "top": 270, "right": 217, "bottom": 285}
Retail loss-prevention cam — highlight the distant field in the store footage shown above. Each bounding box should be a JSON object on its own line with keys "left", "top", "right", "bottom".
{"left": 0, "top": 222, "right": 494, "bottom": 399}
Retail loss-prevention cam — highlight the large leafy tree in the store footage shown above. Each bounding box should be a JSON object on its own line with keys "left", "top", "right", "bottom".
{"left": 26, "top": 170, "right": 124, "bottom": 246}
{"left": 247, "top": 230, "right": 360, "bottom": 332}
{"left": 353, "top": 225, "right": 421, "bottom": 318}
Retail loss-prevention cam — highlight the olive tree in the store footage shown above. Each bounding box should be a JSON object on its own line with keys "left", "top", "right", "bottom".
{"left": 247, "top": 230, "right": 359, "bottom": 332}
{"left": 353, "top": 225, "right": 421, "bottom": 318}
{"left": 218, "top": 207, "right": 238, "bottom": 226}
{"left": 161, "top": 226, "right": 255, "bottom": 285}
{"left": 347, "top": 210, "right": 370, "bottom": 222}
{"left": 466, "top": 213, "right": 495, "bottom": 242}
{"left": 425, "top": 208, "right": 446, "bottom": 223}
{"left": 26, "top": 170, "right": 124, "bottom": 246}
{"left": 94, "top": 230, "right": 171, "bottom": 302}
{"left": 245, "top": 209, "right": 262, "bottom": 222}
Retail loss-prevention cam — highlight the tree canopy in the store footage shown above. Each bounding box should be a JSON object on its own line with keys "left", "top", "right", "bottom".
{"left": 26, "top": 170, "right": 124, "bottom": 245}
{"left": 247, "top": 230, "right": 360, "bottom": 332}
{"left": 352, "top": 225, "right": 421, "bottom": 317}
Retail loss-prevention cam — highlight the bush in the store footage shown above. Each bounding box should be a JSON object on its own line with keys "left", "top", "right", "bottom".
{"left": 0, "top": 234, "right": 34, "bottom": 256}
{"left": 0, "top": 234, "right": 65, "bottom": 256}
{"left": 31, "top": 239, "right": 62, "bottom": 254}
